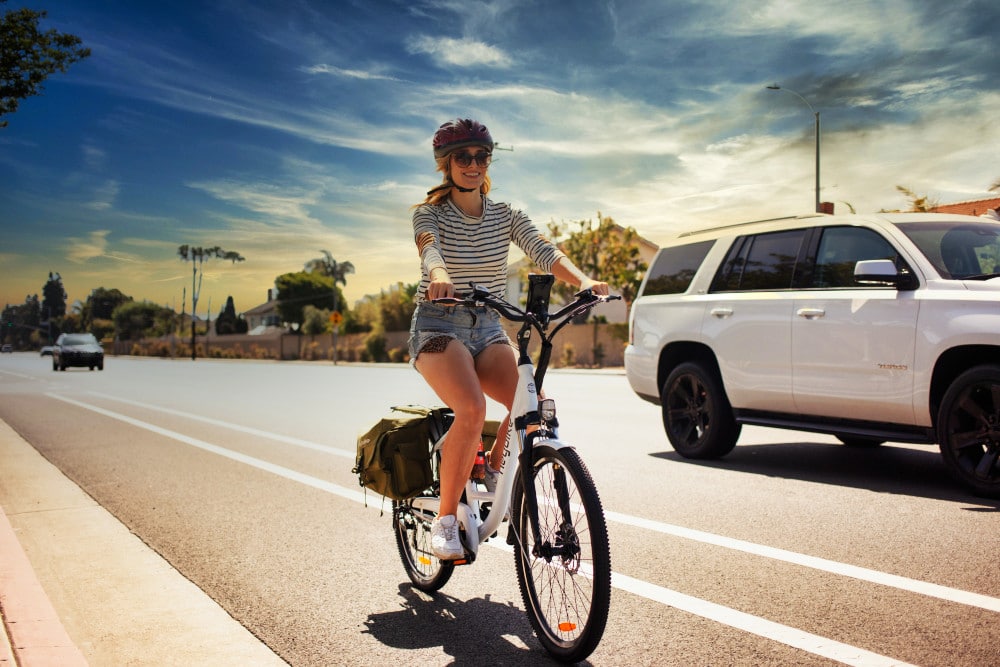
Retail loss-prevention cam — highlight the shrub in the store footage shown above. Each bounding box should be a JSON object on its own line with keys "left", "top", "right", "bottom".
{"left": 365, "top": 332, "right": 388, "bottom": 362}
{"left": 561, "top": 343, "right": 576, "bottom": 368}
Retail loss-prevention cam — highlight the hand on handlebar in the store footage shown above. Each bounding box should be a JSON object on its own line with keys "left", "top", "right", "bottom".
{"left": 579, "top": 277, "right": 610, "bottom": 296}
{"left": 426, "top": 274, "right": 456, "bottom": 301}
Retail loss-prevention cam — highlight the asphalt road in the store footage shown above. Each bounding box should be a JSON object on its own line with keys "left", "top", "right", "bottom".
{"left": 1, "top": 352, "right": 998, "bottom": 666}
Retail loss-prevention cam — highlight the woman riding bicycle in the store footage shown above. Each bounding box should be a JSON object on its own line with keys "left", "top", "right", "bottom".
{"left": 409, "top": 117, "right": 608, "bottom": 560}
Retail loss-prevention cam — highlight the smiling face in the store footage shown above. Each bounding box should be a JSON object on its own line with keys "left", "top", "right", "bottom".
{"left": 449, "top": 145, "right": 491, "bottom": 191}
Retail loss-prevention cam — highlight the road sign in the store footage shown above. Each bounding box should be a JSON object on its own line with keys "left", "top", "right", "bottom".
{"left": 329, "top": 311, "right": 343, "bottom": 325}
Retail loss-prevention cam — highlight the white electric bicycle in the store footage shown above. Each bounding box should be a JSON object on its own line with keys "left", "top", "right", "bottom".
{"left": 392, "top": 275, "right": 618, "bottom": 663}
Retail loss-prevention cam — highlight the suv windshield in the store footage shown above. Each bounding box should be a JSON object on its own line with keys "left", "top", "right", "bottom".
{"left": 896, "top": 220, "right": 1000, "bottom": 279}
{"left": 62, "top": 334, "right": 97, "bottom": 345}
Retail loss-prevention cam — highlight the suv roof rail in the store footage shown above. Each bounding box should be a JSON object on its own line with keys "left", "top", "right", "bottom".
{"left": 677, "top": 213, "right": 827, "bottom": 238}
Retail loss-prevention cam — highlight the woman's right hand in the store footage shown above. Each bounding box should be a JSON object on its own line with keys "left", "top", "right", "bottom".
{"left": 427, "top": 269, "right": 455, "bottom": 300}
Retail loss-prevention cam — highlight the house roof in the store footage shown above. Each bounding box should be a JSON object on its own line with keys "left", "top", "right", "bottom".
{"left": 930, "top": 196, "right": 1000, "bottom": 217}
{"left": 243, "top": 300, "right": 278, "bottom": 316}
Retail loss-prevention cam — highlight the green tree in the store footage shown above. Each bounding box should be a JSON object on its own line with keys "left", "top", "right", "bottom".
{"left": 304, "top": 250, "right": 355, "bottom": 311}
{"left": 0, "top": 1, "right": 90, "bottom": 128}
{"left": 214, "top": 295, "right": 248, "bottom": 335}
{"left": 112, "top": 301, "right": 175, "bottom": 341}
{"left": 1, "top": 295, "right": 40, "bottom": 348}
{"left": 177, "top": 245, "right": 245, "bottom": 359}
{"left": 546, "top": 212, "right": 648, "bottom": 309}
{"left": 378, "top": 282, "right": 418, "bottom": 332}
{"left": 301, "top": 304, "right": 330, "bottom": 336}
{"left": 83, "top": 287, "right": 130, "bottom": 330}
{"left": 41, "top": 271, "right": 66, "bottom": 319}
{"left": 274, "top": 271, "right": 338, "bottom": 329}
{"left": 305, "top": 250, "right": 354, "bottom": 363}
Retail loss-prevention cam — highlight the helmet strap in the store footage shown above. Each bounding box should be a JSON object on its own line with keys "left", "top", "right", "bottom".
{"left": 426, "top": 178, "right": 477, "bottom": 195}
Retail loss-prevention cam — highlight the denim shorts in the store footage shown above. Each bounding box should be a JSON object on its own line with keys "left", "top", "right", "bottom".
{"left": 408, "top": 301, "right": 511, "bottom": 364}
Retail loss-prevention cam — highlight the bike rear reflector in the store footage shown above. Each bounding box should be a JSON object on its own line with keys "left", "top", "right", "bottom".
{"left": 558, "top": 622, "right": 577, "bottom": 632}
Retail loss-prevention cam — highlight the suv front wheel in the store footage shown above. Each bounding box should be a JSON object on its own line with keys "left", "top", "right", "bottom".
{"left": 937, "top": 365, "right": 1000, "bottom": 498}
{"left": 661, "top": 361, "right": 740, "bottom": 459}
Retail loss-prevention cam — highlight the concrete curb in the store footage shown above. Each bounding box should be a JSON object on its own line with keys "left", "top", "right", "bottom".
{"left": 0, "top": 419, "right": 288, "bottom": 666}
{"left": 0, "top": 507, "right": 88, "bottom": 665}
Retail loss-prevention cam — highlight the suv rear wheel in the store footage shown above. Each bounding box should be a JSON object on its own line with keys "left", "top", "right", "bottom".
{"left": 661, "top": 361, "right": 740, "bottom": 459}
{"left": 937, "top": 365, "right": 1000, "bottom": 498}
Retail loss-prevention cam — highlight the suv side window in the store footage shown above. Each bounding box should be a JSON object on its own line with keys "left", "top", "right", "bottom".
{"left": 711, "top": 229, "right": 807, "bottom": 292}
{"left": 642, "top": 240, "right": 714, "bottom": 296}
{"left": 810, "top": 226, "right": 902, "bottom": 288}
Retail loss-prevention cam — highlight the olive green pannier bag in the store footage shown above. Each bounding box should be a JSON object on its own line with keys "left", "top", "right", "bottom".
{"left": 353, "top": 405, "right": 443, "bottom": 501}
{"left": 353, "top": 405, "right": 503, "bottom": 502}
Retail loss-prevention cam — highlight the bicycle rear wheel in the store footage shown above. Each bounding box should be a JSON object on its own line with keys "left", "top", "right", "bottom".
{"left": 511, "top": 445, "right": 611, "bottom": 663}
{"left": 394, "top": 498, "right": 454, "bottom": 592}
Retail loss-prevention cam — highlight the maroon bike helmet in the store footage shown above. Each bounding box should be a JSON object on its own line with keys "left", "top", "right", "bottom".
{"left": 432, "top": 118, "right": 495, "bottom": 158}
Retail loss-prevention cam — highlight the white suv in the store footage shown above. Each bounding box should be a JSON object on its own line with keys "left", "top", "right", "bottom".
{"left": 625, "top": 212, "right": 1000, "bottom": 498}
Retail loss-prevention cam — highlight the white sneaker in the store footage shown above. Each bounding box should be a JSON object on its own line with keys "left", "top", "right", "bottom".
{"left": 431, "top": 514, "right": 464, "bottom": 560}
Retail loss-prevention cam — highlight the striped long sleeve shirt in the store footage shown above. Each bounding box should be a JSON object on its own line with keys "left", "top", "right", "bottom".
{"left": 413, "top": 196, "right": 565, "bottom": 303}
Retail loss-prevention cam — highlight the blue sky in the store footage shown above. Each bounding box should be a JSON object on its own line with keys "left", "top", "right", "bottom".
{"left": 2, "top": 0, "right": 998, "bottom": 316}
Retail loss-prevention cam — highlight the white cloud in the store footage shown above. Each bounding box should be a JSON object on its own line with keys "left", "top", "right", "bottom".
{"left": 407, "top": 35, "right": 513, "bottom": 68}
{"left": 87, "top": 179, "right": 120, "bottom": 211}
{"left": 303, "top": 64, "right": 401, "bottom": 81}
{"left": 65, "top": 230, "right": 111, "bottom": 263}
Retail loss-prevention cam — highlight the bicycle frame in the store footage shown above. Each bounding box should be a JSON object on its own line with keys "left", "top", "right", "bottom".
{"left": 410, "top": 282, "right": 619, "bottom": 561}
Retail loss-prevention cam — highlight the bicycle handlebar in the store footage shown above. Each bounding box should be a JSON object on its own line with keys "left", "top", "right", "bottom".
{"left": 433, "top": 283, "right": 620, "bottom": 389}
{"left": 432, "top": 284, "right": 621, "bottom": 332}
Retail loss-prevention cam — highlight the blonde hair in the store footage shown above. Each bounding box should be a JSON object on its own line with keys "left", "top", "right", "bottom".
{"left": 416, "top": 154, "right": 492, "bottom": 207}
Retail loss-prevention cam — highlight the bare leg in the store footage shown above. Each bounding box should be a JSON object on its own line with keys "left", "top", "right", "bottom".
{"left": 476, "top": 343, "right": 518, "bottom": 471}
{"left": 414, "top": 339, "right": 486, "bottom": 517}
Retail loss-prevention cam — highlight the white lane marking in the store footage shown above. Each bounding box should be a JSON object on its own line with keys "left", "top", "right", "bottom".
{"left": 48, "top": 391, "right": 916, "bottom": 667}
{"left": 88, "top": 391, "right": 352, "bottom": 458}
{"left": 604, "top": 510, "right": 1000, "bottom": 614}
{"left": 79, "top": 391, "right": 1000, "bottom": 614}
{"left": 50, "top": 393, "right": 365, "bottom": 502}
{"left": 0, "top": 369, "right": 39, "bottom": 380}
{"left": 610, "top": 571, "right": 919, "bottom": 667}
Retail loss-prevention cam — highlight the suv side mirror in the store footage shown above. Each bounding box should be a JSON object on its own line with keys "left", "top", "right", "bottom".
{"left": 854, "top": 259, "right": 911, "bottom": 288}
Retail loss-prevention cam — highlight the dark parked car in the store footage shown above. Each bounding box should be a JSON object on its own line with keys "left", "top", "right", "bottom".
{"left": 53, "top": 333, "right": 104, "bottom": 371}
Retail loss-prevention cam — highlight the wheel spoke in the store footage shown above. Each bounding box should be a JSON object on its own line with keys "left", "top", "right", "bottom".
{"left": 974, "top": 447, "right": 999, "bottom": 480}
{"left": 955, "top": 391, "right": 988, "bottom": 426}
{"left": 948, "top": 428, "right": 986, "bottom": 452}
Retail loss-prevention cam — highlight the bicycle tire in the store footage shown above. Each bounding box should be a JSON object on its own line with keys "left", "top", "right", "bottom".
{"left": 511, "top": 445, "right": 611, "bottom": 663}
{"left": 394, "top": 497, "right": 454, "bottom": 592}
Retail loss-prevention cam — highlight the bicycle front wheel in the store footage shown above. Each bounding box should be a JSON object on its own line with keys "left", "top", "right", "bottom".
{"left": 394, "top": 499, "right": 454, "bottom": 592}
{"left": 511, "top": 445, "right": 611, "bottom": 663}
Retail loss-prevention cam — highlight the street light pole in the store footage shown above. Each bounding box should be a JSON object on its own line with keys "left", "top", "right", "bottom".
{"left": 767, "top": 84, "right": 821, "bottom": 213}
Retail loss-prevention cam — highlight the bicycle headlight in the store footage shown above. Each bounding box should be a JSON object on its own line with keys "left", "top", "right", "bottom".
{"left": 539, "top": 398, "right": 556, "bottom": 423}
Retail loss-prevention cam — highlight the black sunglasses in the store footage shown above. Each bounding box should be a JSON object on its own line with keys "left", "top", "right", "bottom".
{"left": 452, "top": 150, "right": 492, "bottom": 168}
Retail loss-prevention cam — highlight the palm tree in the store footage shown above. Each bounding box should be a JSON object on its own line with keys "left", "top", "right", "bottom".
{"left": 895, "top": 185, "right": 939, "bottom": 212}
{"left": 178, "top": 245, "right": 245, "bottom": 359}
{"left": 305, "top": 250, "right": 355, "bottom": 363}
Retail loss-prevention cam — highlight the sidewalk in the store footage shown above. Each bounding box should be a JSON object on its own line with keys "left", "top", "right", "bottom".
{"left": 0, "top": 419, "right": 288, "bottom": 666}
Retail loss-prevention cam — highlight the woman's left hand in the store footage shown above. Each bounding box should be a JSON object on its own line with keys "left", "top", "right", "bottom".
{"left": 581, "top": 278, "right": 610, "bottom": 296}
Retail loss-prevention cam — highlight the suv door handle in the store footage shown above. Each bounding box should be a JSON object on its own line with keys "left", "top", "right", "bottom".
{"left": 796, "top": 307, "right": 826, "bottom": 320}
{"left": 710, "top": 307, "right": 734, "bottom": 319}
